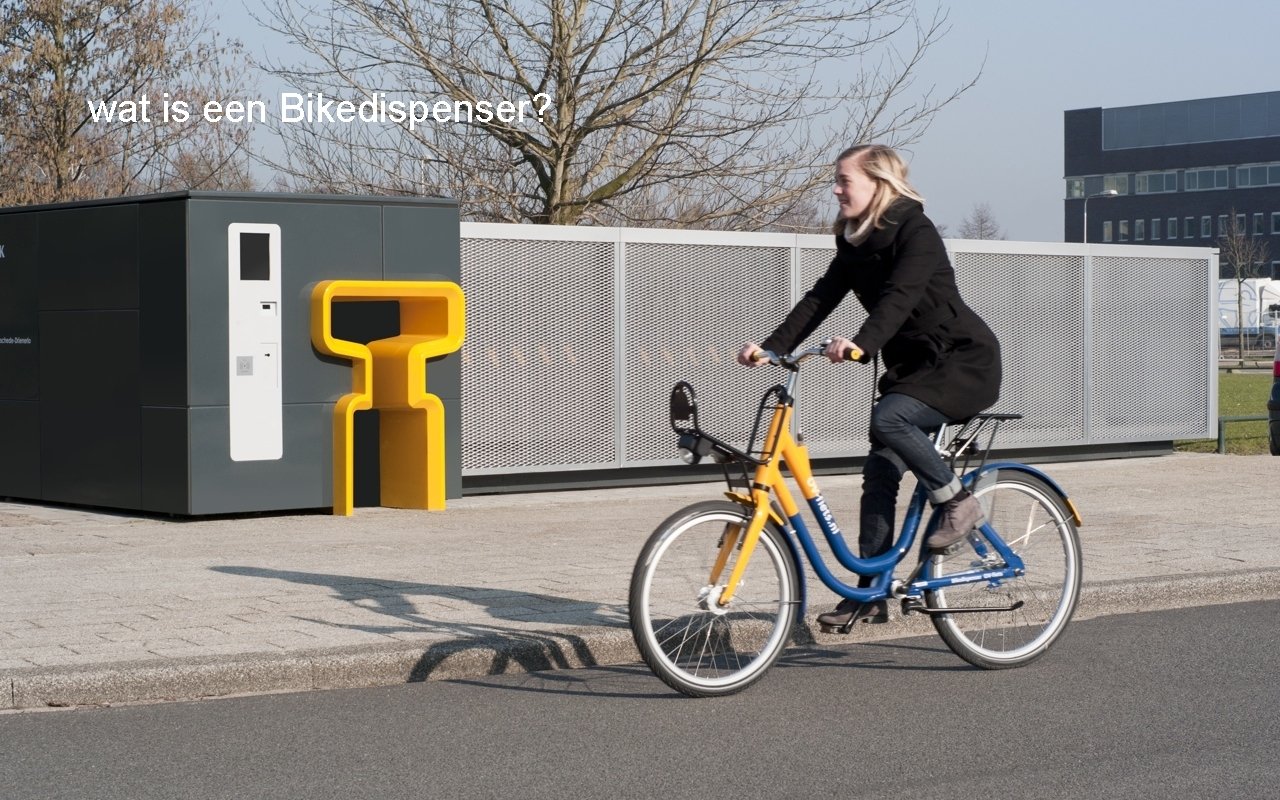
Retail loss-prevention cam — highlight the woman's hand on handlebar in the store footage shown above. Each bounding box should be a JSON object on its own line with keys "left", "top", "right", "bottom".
{"left": 823, "top": 336, "right": 862, "bottom": 364}
{"left": 737, "top": 342, "right": 770, "bottom": 367}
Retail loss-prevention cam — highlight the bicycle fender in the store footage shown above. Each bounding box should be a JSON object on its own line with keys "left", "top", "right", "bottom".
{"left": 963, "top": 462, "right": 1084, "bottom": 527}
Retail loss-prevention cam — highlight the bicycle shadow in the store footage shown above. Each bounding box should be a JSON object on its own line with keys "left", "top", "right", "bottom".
{"left": 444, "top": 664, "right": 680, "bottom": 700}
{"left": 210, "top": 566, "right": 629, "bottom": 681}
{"left": 784, "top": 623, "right": 973, "bottom": 673}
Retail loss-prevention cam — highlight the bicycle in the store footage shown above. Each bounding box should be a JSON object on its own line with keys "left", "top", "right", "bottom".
{"left": 628, "top": 340, "right": 1084, "bottom": 697}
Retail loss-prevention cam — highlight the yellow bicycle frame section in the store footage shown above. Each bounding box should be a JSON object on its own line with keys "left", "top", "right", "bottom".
{"left": 715, "top": 398, "right": 821, "bottom": 606}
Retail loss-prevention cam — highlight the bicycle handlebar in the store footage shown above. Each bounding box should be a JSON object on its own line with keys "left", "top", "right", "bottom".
{"left": 754, "top": 339, "right": 855, "bottom": 370}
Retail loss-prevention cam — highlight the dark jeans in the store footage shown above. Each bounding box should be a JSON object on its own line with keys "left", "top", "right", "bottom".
{"left": 857, "top": 393, "right": 963, "bottom": 587}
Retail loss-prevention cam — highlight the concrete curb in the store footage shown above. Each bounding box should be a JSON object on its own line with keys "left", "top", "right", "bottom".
{"left": 6, "top": 569, "right": 1280, "bottom": 711}
{"left": 2, "top": 629, "right": 640, "bottom": 711}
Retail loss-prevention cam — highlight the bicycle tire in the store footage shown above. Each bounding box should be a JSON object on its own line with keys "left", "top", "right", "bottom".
{"left": 629, "top": 500, "right": 800, "bottom": 697}
{"left": 924, "top": 471, "right": 1082, "bottom": 670}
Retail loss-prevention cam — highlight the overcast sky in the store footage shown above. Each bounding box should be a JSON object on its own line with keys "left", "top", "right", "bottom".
{"left": 204, "top": 0, "right": 1279, "bottom": 242}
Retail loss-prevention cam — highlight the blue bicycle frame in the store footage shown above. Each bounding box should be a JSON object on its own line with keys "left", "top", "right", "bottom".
{"left": 780, "top": 465, "right": 1035, "bottom": 614}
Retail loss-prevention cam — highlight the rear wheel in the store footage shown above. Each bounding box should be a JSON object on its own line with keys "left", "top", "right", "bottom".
{"left": 924, "top": 472, "right": 1081, "bottom": 669}
{"left": 629, "top": 501, "right": 800, "bottom": 697}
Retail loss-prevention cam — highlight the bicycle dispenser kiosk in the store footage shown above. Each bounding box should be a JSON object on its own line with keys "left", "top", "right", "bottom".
{"left": 0, "top": 191, "right": 464, "bottom": 516}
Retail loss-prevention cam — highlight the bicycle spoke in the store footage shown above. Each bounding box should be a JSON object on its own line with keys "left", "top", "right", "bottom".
{"left": 1004, "top": 517, "right": 1055, "bottom": 551}
{"left": 654, "top": 616, "right": 696, "bottom": 652}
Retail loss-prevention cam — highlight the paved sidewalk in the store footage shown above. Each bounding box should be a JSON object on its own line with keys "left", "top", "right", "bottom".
{"left": 1, "top": 452, "right": 1278, "bottom": 709}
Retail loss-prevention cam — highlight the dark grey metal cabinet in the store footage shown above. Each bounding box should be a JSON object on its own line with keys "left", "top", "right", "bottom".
{"left": 0, "top": 191, "right": 461, "bottom": 515}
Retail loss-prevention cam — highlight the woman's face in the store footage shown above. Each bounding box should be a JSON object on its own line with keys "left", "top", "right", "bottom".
{"left": 833, "top": 156, "right": 877, "bottom": 219}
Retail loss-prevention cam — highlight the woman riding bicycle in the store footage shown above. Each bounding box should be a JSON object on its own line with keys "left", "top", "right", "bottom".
{"left": 737, "top": 144, "right": 1002, "bottom": 630}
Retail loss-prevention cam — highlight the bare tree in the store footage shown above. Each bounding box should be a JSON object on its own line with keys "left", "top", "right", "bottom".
{"left": 1218, "top": 209, "right": 1271, "bottom": 364}
{"left": 957, "top": 202, "right": 1005, "bottom": 240}
{"left": 260, "top": 0, "right": 979, "bottom": 228}
{"left": 0, "top": 0, "right": 255, "bottom": 206}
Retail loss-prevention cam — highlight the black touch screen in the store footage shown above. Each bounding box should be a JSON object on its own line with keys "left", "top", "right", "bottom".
{"left": 240, "top": 232, "right": 271, "bottom": 281}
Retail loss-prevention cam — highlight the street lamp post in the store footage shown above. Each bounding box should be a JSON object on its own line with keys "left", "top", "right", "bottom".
{"left": 1082, "top": 189, "right": 1118, "bottom": 244}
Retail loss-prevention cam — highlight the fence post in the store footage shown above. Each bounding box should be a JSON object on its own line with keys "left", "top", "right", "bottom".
{"left": 1217, "top": 414, "right": 1268, "bottom": 453}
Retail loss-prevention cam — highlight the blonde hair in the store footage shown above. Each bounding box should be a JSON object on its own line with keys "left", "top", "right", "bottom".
{"left": 832, "top": 144, "right": 926, "bottom": 239}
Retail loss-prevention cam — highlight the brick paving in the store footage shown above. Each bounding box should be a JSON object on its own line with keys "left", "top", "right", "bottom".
{"left": 1, "top": 452, "right": 1277, "bottom": 708}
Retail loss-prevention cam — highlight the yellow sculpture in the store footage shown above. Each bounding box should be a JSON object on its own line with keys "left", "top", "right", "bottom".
{"left": 310, "top": 280, "right": 465, "bottom": 515}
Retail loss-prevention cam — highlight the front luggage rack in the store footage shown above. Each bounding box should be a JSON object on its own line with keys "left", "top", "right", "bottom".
{"left": 669, "top": 381, "right": 765, "bottom": 491}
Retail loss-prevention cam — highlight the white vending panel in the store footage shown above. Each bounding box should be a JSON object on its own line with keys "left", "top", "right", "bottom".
{"left": 227, "top": 223, "right": 283, "bottom": 461}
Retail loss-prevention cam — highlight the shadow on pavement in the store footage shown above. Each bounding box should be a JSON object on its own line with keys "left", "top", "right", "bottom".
{"left": 210, "top": 565, "right": 628, "bottom": 682}
{"left": 443, "top": 664, "right": 678, "bottom": 700}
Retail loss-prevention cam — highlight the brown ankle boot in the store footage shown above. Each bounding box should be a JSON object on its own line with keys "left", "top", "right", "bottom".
{"left": 927, "top": 491, "right": 984, "bottom": 552}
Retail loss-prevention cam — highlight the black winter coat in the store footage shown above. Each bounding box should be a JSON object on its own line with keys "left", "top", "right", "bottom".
{"left": 760, "top": 199, "right": 1001, "bottom": 421}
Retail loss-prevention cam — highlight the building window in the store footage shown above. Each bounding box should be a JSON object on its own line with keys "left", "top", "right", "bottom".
{"left": 1201, "top": 217, "right": 1212, "bottom": 237}
{"left": 1103, "top": 174, "right": 1130, "bottom": 195}
{"left": 1135, "top": 170, "right": 1178, "bottom": 193}
{"left": 1074, "top": 175, "right": 1138, "bottom": 196}
{"left": 1254, "top": 213, "right": 1264, "bottom": 235}
{"left": 1102, "top": 221, "right": 1113, "bottom": 242}
{"left": 1168, "top": 217, "right": 1178, "bottom": 238}
{"left": 1219, "top": 215, "right": 1229, "bottom": 235}
{"left": 1272, "top": 212, "right": 1280, "bottom": 234}
{"left": 1135, "top": 219, "right": 1145, "bottom": 241}
{"left": 1151, "top": 218, "right": 1161, "bottom": 240}
{"left": 1103, "top": 95, "right": 1280, "bottom": 150}
{"left": 1119, "top": 220, "right": 1130, "bottom": 241}
{"left": 1237, "top": 213, "right": 1246, "bottom": 230}
{"left": 1237, "top": 164, "right": 1280, "bottom": 187}
{"left": 1272, "top": 261, "right": 1280, "bottom": 281}
{"left": 1185, "top": 217, "right": 1195, "bottom": 238}
{"left": 1185, "top": 167, "right": 1229, "bottom": 190}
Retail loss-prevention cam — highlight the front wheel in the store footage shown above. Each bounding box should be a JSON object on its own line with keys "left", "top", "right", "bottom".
{"left": 924, "top": 471, "right": 1082, "bottom": 669}
{"left": 629, "top": 501, "right": 800, "bottom": 697}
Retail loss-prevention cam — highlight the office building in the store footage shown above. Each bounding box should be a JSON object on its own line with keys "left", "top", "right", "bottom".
{"left": 1064, "top": 90, "right": 1280, "bottom": 279}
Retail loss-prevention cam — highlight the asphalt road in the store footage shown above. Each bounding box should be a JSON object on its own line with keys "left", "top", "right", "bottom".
{"left": 1, "top": 602, "right": 1275, "bottom": 800}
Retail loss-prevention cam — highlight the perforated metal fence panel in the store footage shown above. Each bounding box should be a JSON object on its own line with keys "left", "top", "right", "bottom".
{"left": 459, "top": 226, "right": 1217, "bottom": 476}
{"left": 621, "top": 236, "right": 792, "bottom": 465}
{"left": 949, "top": 246, "right": 1088, "bottom": 446}
{"left": 1090, "top": 254, "right": 1214, "bottom": 441}
{"left": 459, "top": 231, "right": 616, "bottom": 473}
